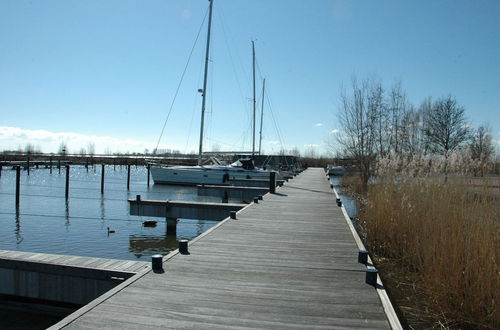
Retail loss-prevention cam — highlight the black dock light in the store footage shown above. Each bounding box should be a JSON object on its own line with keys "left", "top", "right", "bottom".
{"left": 336, "top": 198, "right": 342, "bottom": 207}
{"left": 330, "top": 183, "right": 333, "bottom": 189}
{"left": 136, "top": 195, "right": 141, "bottom": 202}
{"left": 253, "top": 197, "right": 259, "bottom": 203}
{"left": 178, "top": 240, "right": 189, "bottom": 255}
{"left": 230, "top": 211, "right": 237, "bottom": 219}
{"left": 152, "top": 254, "right": 163, "bottom": 273}
{"left": 358, "top": 250, "right": 369, "bottom": 265}
{"left": 365, "top": 269, "right": 378, "bottom": 286}
{"left": 258, "top": 195, "right": 263, "bottom": 200}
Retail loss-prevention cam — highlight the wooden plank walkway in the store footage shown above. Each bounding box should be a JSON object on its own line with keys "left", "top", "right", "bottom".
{"left": 0, "top": 250, "right": 149, "bottom": 274}
{"left": 53, "top": 168, "right": 396, "bottom": 329}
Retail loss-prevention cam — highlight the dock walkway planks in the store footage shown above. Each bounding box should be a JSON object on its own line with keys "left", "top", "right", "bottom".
{"left": 0, "top": 250, "right": 149, "bottom": 274}
{"left": 54, "top": 168, "right": 395, "bottom": 329}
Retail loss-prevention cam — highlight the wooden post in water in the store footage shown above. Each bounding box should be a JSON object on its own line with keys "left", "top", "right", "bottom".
{"left": 147, "top": 164, "right": 151, "bottom": 187}
{"left": 113, "top": 158, "right": 116, "bottom": 171}
{"left": 27, "top": 157, "right": 30, "bottom": 176}
{"left": 49, "top": 157, "right": 52, "bottom": 174}
{"left": 0, "top": 164, "right": 2, "bottom": 179}
{"left": 85, "top": 158, "right": 89, "bottom": 172}
{"left": 15, "top": 166, "right": 20, "bottom": 208}
{"left": 101, "top": 164, "right": 105, "bottom": 194}
{"left": 58, "top": 159, "right": 61, "bottom": 174}
{"left": 65, "top": 165, "right": 70, "bottom": 200}
{"left": 127, "top": 164, "right": 131, "bottom": 190}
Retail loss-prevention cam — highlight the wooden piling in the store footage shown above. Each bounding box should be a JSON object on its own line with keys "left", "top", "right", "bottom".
{"left": 27, "top": 157, "right": 30, "bottom": 176}
{"left": 147, "top": 164, "right": 151, "bottom": 187}
{"left": 58, "top": 159, "right": 61, "bottom": 174}
{"left": 127, "top": 164, "right": 131, "bottom": 190}
{"left": 49, "top": 157, "right": 52, "bottom": 174}
{"left": 269, "top": 171, "right": 276, "bottom": 194}
{"left": 101, "top": 164, "right": 105, "bottom": 194}
{"left": 15, "top": 166, "right": 20, "bottom": 208}
{"left": 0, "top": 164, "right": 2, "bottom": 178}
{"left": 65, "top": 165, "right": 70, "bottom": 200}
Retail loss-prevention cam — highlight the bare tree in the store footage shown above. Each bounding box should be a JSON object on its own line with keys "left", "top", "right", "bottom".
{"left": 470, "top": 125, "right": 494, "bottom": 176}
{"left": 58, "top": 142, "right": 68, "bottom": 156}
{"left": 337, "top": 77, "right": 380, "bottom": 190}
{"left": 387, "top": 80, "right": 409, "bottom": 155}
{"left": 87, "top": 142, "right": 96, "bottom": 156}
{"left": 423, "top": 96, "right": 470, "bottom": 177}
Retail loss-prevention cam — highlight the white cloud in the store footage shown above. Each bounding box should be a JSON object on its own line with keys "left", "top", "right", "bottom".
{"left": 331, "top": 129, "right": 340, "bottom": 134}
{"left": 0, "top": 126, "right": 157, "bottom": 154}
{"left": 314, "top": 123, "right": 324, "bottom": 127}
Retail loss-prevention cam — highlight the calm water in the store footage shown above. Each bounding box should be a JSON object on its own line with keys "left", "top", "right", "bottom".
{"left": 0, "top": 165, "right": 222, "bottom": 261}
{"left": 329, "top": 176, "right": 359, "bottom": 218}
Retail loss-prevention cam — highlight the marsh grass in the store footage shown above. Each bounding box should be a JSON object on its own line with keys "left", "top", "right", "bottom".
{"left": 348, "top": 175, "right": 498, "bottom": 329}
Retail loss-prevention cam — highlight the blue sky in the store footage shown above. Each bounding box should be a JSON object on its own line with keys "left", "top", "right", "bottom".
{"left": 1, "top": 0, "right": 499, "bottom": 155}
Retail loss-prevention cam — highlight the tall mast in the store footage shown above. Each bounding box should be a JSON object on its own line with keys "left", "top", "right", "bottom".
{"left": 198, "top": 0, "right": 214, "bottom": 166}
{"left": 252, "top": 40, "right": 256, "bottom": 157}
{"left": 258, "top": 78, "right": 265, "bottom": 154}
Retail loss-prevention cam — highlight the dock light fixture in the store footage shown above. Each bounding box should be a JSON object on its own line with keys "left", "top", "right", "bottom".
{"left": 336, "top": 198, "right": 342, "bottom": 207}
{"left": 253, "top": 197, "right": 259, "bottom": 203}
{"left": 258, "top": 195, "right": 263, "bottom": 200}
{"left": 230, "top": 211, "right": 237, "bottom": 219}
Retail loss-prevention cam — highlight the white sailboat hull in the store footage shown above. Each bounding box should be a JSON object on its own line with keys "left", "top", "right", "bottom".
{"left": 151, "top": 165, "right": 277, "bottom": 185}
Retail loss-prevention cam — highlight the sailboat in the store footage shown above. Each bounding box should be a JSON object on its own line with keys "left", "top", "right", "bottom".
{"left": 151, "top": 0, "right": 278, "bottom": 185}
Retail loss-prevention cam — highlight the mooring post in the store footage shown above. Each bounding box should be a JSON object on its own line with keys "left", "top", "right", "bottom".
{"left": 358, "top": 250, "right": 369, "bottom": 265}
{"left": 113, "top": 158, "right": 116, "bottom": 171}
{"left": 58, "top": 159, "right": 61, "bottom": 174}
{"left": 85, "top": 158, "right": 89, "bottom": 172}
{"left": 15, "top": 166, "right": 20, "bottom": 208}
{"left": 0, "top": 164, "right": 2, "bottom": 179}
{"left": 151, "top": 255, "right": 163, "bottom": 273}
{"left": 269, "top": 171, "right": 276, "bottom": 194}
{"left": 230, "top": 211, "right": 237, "bottom": 219}
{"left": 27, "top": 157, "right": 30, "bottom": 176}
{"left": 65, "top": 165, "right": 70, "bottom": 200}
{"left": 365, "top": 269, "right": 378, "bottom": 286}
{"left": 178, "top": 240, "right": 189, "bottom": 255}
{"left": 127, "top": 164, "right": 131, "bottom": 190}
{"left": 49, "top": 157, "right": 52, "bottom": 174}
{"left": 101, "top": 164, "right": 105, "bottom": 194}
{"left": 147, "top": 164, "right": 151, "bottom": 187}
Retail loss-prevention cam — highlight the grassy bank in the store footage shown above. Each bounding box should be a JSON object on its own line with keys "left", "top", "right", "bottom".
{"left": 345, "top": 176, "right": 499, "bottom": 329}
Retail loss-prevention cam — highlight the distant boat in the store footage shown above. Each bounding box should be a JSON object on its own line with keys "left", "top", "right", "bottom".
{"left": 327, "top": 166, "right": 346, "bottom": 176}
{"left": 151, "top": 0, "right": 278, "bottom": 186}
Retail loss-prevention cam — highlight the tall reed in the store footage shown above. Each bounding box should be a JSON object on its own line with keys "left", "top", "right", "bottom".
{"left": 360, "top": 177, "right": 498, "bottom": 329}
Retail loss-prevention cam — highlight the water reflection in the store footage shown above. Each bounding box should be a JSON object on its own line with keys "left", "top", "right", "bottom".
{"left": 15, "top": 211, "right": 23, "bottom": 244}
{"left": 65, "top": 200, "right": 70, "bottom": 230}
{"left": 129, "top": 233, "right": 178, "bottom": 258}
{"left": 0, "top": 166, "right": 220, "bottom": 261}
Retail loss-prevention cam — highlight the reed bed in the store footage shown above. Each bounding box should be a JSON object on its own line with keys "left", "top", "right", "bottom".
{"left": 351, "top": 176, "right": 498, "bottom": 329}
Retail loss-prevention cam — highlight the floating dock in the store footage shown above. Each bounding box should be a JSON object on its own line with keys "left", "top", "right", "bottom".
{"left": 49, "top": 167, "right": 400, "bottom": 329}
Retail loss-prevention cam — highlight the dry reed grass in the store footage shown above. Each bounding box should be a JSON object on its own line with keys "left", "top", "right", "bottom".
{"left": 356, "top": 176, "right": 499, "bottom": 329}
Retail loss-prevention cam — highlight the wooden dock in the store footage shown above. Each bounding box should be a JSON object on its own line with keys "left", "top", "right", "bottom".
{"left": 0, "top": 250, "right": 149, "bottom": 274}
{"left": 52, "top": 168, "right": 400, "bottom": 329}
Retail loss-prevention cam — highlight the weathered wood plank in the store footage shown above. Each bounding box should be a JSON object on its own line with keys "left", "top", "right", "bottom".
{"left": 54, "top": 168, "right": 396, "bottom": 329}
